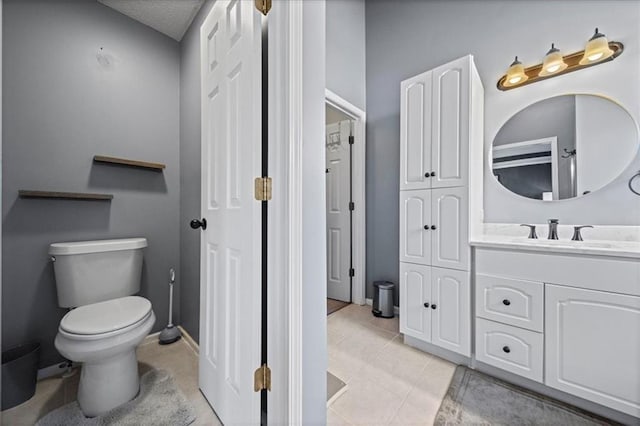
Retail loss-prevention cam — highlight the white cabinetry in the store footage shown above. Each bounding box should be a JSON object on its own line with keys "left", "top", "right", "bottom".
{"left": 474, "top": 247, "right": 640, "bottom": 419}
{"left": 399, "top": 263, "right": 470, "bottom": 356}
{"left": 545, "top": 284, "right": 640, "bottom": 417}
{"left": 399, "top": 55, "right": 483, "bottom": 358}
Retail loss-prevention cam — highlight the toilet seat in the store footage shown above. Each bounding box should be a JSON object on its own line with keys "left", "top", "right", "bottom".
{"left": 60, "top": 296, "right": 152, "bottom": 340}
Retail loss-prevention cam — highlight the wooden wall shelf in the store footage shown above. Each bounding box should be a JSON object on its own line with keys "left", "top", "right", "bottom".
{"left": 19, "top": 190, "right": 113, "bottom": 201}
{"left": 93, "top": 155, "right": 166, "bottom": 171}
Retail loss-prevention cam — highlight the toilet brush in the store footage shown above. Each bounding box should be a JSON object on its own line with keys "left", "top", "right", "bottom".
{"left": 159, "top": 268, "right": 182, "bottom": 345}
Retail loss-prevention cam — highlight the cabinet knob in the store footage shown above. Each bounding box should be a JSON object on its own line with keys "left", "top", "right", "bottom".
{"left": 424, "top": 225, "right": 430, "bottom": 230}
{"left": 502, "top": 346, "right": 511, "bottom": 354}
{"left": 431, "top": 304, "right": 437, "bottom": 309}
{"left": 423, "top": 302, "right": 430, "bottom": 308}
{"left": 430, "top": 171, "right": 436, "bottom": 177}
{"left": 431, "top": 225, "right": 437, "bottom": 230}
{"left": 424, "top": 172, "right": 431, "bottom": 178}
{"left": 502, "top": 299, "right": 511, "bottom": 306}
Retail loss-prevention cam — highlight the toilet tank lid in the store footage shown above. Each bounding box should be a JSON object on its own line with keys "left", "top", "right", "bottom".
{"left": 49, "top": 238, "right": 147, "bottom": 255}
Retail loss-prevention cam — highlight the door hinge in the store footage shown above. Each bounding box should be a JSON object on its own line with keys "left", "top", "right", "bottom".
{"left": 348, "top": 135, "right": 354, "bottom": 145}
{"left": 349, "top": 268, "right": 355, "bottom": 277}
{"left": 254, "top": 364, "right": 271, "bottom": 392}
{"left": 255, "top": 0, "right": 272, "bottom": 16}
{"left": 349, "top": 201, "right": 355, "bottom": 211}
{"left": 254, "top": 177, "right": 272, "bottom": 201}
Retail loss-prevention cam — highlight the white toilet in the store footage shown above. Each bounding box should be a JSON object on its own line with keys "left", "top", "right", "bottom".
{"left": 49, "top": 238, "right": 155, "bottom": 417}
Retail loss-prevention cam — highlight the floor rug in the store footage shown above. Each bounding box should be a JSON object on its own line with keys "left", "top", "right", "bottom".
{"left": 434, "top": 366, "right": 613, "bottom": 425}
{"left": 327, "top": 372, "right": 347, "bottom": 405}
{"left": 36, "top": 369, "right": 195, "bottom": 426}
{"left": 327, "top": 298, "right": 350, "bottom": 315}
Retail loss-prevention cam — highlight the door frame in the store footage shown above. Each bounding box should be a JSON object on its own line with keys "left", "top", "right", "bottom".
{"left": 267, "top": 1, "right": 326, "bottom": 424}
{"left": 325, "top": 89, "right": 366, "bottom": 305}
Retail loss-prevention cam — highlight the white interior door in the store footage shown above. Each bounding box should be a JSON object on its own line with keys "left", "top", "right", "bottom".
{"left": 326, "top": 120, "right": 352, "bottom": 302}
{"left": 199, "top": 1, "right": 261, "bottom": 424}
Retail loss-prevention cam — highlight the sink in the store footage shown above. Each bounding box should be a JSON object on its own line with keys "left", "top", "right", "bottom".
{"left": 508, "top": 238, "right": 613, "bottom": 249}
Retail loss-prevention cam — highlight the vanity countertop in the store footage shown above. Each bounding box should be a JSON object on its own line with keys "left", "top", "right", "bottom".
{"left": 471, "top": 224, "right": 640, "bottom": 259}
{"left": 470, "top": 235, "right": 640, "bottom": 259}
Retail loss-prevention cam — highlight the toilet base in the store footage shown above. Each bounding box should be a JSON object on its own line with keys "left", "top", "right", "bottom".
{"left": 78, "top": 350, "right": 140, "bottom": 417}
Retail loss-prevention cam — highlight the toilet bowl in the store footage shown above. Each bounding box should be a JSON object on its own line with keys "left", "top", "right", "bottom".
{"left": 55, "top": 296, "right": 155, "bottom": 417}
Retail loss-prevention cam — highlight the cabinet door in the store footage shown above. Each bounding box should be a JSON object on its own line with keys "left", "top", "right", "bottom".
{"left": 431, "top": 56, "right": 469, "bottom": 189}
{"left": 431, "top": 267, "right": 470, "bottom": 356}
{"left": 399, "top": 190, "right": 431, "bottom": 265}
{"left": 546, "top": 285, "right": 640, "bottom": 418}
{"left": 399, "top": 263, "right": 432, "bottom": 342}
{"left": 431, "top": 187, "right": 468, "bottom": 271}
{"left": 400, "top": 71, "right": 432, "bottom": 190}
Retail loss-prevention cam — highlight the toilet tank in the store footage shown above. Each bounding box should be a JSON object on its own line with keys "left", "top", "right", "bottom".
{"left": 49, "top": 238, "right": 147, "bottom": 308}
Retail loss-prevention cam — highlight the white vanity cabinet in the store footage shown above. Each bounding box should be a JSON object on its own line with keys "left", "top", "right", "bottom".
{"left": 545, "top": 284, "right": 640, "bottom": 417}
{"left": 399, "top": 263, "right": 470, "bottom": 356}
{"left": 474, "top": 246, "right": 640, "bottom": 419}
{"left": 399, "top": 55, "right": 483, "bottom": 359}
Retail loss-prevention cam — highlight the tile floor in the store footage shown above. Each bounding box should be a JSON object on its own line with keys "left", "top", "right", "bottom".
{"left": 1, "top": 333, "right": 221, "bottom": 426}
{"left": 327, "top": 304, "right": 456, "bottom": 425}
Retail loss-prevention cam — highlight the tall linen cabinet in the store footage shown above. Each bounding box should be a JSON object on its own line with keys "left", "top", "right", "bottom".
{"left": 399, "top": 55, "right": 484, "bottom": 357}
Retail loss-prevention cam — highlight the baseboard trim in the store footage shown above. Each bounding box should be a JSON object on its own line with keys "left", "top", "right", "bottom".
{"left": 178, "top": 326, "right": 199, "bottom": 355}
{"left": 37, "top": 361, "right": 78, "bottom": 381}
{"left": 364, "top": 298, "right": 400, "bottom": 316}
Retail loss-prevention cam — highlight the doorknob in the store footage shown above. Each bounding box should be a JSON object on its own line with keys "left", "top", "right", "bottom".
{"left": 190, "top": 218, "right": 207, "bottom": 230}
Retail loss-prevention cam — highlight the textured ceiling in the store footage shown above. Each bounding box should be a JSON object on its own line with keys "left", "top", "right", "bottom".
{"left": 98, "top": 0, "right": 205, "bottom": 42}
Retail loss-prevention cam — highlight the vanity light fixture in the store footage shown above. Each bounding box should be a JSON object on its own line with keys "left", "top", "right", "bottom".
{"left": 503, "top": 56, "right": 529, "bottom": 87}
{"left": 497, "top": 29, "right": 624, "bottom": 91}
{"left": 580, "top": 28, "right": 614, "bottom": 65}
{"left": 539, "top": 44, "right": 568, "bottom": 76}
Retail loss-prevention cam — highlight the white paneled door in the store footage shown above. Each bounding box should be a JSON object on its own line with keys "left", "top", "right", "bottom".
{"left": 431, "top": 56, "right": 469, "bottom": 189}
{"left": 399, "top": 190, "right": 431, "bottom": 265}
{"left": 326, "top": 120, "right": 352, "bottom": 302}
{"left": 199, "top": 1, "right": 261, "bottom": 424}
{"left": 399, "top": 263, "right": 432, "bottom": 342}
{"left": 431, "top": 267, "right": 470, "bottom": 356}
{"left": 431, "top": 187, "right": 469, "bottom": 271}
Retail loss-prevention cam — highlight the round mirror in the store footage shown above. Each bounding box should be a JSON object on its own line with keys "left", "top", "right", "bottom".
{"left": 491, "top": 94, "right": 639, "bottom": 201}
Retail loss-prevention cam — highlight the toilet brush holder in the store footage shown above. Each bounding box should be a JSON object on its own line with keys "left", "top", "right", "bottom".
{"left": 159, "top": 268, "right": 182, "bottom": 345}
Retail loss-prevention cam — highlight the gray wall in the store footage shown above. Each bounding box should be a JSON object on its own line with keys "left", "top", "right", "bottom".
{"left": 2, "top": 0, "right": 181, "bottom": 367}
{"left": 365, "top": 0, "right": 640, "bottom": 302}
{"left": 179, "top": 0, "right": 214, "bottom": 344}
{"left": 327, "top": 0, "right": 366, "bottom": 110}
{"left": 494, "top": 95, "right": 576, "bottom": 199}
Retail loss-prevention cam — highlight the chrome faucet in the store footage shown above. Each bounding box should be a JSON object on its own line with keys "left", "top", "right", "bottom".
{"left": 520, "top": 224, "right": 538, "bottom": 239}
{"left": 547, "top": 219, "right": 559, "bottom": 240}
{"left": 571, "top": 225, "right": 593, "bottom": 241}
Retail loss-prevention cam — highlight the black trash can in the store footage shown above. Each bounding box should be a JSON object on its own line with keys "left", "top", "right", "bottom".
{"left": 2, "top": 343, "right": 40, "bottom": 410}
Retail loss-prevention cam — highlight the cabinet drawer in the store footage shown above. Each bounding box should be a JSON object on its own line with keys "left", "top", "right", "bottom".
{"left": 476, "top": 274, "right": 543, "bottom": 332}
{"left": 476, "top": 318, "right": 543, "bottom": 382}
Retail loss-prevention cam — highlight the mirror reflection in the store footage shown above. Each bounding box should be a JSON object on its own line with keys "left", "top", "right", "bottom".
{"left": 491, "top": 94, "right": 638, "bottom": 200}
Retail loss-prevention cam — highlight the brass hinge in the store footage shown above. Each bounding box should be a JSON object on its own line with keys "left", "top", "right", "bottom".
{"left": 254, "top": 177, "right": 272, "bottom": 201}
{"left": 254, "top": 364, "right": 271, "bottom": 392}
{"left": 255, "top": 0, "right": 272, "bottom": 16}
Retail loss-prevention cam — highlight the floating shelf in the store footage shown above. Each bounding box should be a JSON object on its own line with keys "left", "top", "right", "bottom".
{"left": 93, "top": 155, "right": 166, "bottom": 171}
{"left": 18, "top": 190, "right": 113, "bottom": 201}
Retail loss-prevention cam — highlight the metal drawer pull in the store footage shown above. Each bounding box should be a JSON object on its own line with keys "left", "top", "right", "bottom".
{"left": 503, "top": 346, "right": 511, "bottom": 354}
{"left": 502, "top": 299, "right": 511, "bottom": 306}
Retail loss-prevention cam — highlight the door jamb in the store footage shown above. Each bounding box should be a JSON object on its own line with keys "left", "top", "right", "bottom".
{"left": 325, "top": 89, "right": 366, "bottom": 305}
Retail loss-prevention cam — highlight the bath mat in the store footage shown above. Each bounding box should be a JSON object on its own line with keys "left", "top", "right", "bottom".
{"left": 327, "top": 371, "right": 347, "bottom": 405}
{"left": 36, "top": 369, "right": 195, "bottom": 426}
{"left": 327, "top": 299, "right": 350, "bottom": 315}
{"left": 434, "top": 366, "right": 613, "bottom": 425}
